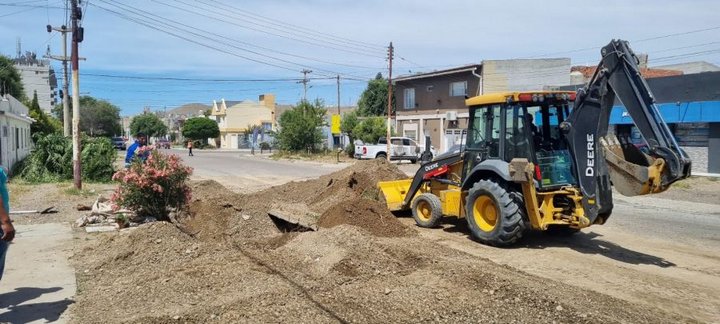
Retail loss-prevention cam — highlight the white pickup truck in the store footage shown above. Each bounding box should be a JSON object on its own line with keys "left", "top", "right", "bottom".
{"left": 354, "top": 137, "right": 434, "bottom": 164}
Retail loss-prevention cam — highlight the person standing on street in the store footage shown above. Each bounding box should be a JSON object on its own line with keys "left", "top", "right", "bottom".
{"left": 187, "top": 140, "right": 194, "bottom": 156}
{"left": 0, "top": 167, "right": 16, "bottom": 282}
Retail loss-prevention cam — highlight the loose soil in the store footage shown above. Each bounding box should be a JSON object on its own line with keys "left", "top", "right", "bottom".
{"left": 69, "top": 160, "right": 700, "bottom": 323}
{"left": 655, "top": 176, "right": 720, "bottom": 205}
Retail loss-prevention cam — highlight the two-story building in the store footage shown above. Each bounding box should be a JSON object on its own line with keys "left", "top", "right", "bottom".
{"left": 210, "top": 94, "right": 276, "bottom": 149}
{"left": 393, "top": 58, "right": 571, "bottom": 153}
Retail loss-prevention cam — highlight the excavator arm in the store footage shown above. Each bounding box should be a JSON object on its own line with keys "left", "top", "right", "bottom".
{"left": 562, "top": 39, "right": 692, "bottom": 224}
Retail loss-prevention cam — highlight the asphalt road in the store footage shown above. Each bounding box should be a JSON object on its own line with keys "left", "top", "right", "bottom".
{"left": 172, "top": 149, "right": 349, "bottom": 193}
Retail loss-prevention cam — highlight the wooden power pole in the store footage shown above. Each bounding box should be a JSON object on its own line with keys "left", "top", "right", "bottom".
{"left": 71, "top": 0, "right": 84, "bottom": 189}
{"left": 386, "top": 42, "right": 394, "bottom": 162}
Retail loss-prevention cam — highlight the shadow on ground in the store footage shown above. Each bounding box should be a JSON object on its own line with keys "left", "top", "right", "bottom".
{"left": 0, "top": 287, "right": 73, "bottom": 323}
{"left": 429, "top": 217, "right": 676, "bottom": 268}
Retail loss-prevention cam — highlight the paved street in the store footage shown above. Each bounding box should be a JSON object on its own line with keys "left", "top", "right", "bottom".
{"left": 172, "top": 149, "right": 350, "bottom": 193}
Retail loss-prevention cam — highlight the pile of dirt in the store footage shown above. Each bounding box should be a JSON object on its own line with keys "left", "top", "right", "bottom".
{"left": 317, "top": 198, "right": 415, "bottom": 237}
{"left": 184, "top": 159, "right": 409, "bottom": 241}
{"left": 70, "top": 168, "right": 695, "bottom": 323}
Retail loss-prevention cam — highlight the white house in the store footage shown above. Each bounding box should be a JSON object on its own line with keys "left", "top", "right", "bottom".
{"left": 0, "top": 94, "right": 34, "bottom": 171}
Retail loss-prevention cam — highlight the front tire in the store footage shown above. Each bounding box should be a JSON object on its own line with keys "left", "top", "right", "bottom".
{"left": 465, "top": 180, "right": 526, "bottom": 246}
{"left": 411, "top": 193, "right": 443, "bottom": 228}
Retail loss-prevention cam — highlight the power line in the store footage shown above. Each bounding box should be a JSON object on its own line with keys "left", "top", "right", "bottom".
{"left": 150, "top": 0, "right": 384, "bottom": 59}
{"left": 202, "top": 0, "right": 386, "bottom": 50}
{"left": 90, "top": 1, "right": 307, "bottom": 73}
{"left": 81, "top": 72, "right": 334, "bottom": 82}
{"left": 143, "top": 0, "right": 383, "bottom": 69}
{"left": 523, "top": 26, "right": 720, "bottom": 59}
{"left": 92, "top": 0, "right": 379, "bottom": 79}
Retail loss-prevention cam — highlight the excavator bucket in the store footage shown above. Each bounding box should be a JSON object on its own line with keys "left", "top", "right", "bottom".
{"left": 601, "top": 134, "right": 667, "bottom": 196}
{"left": 377, "top": 179, "right": 413, "bottom": 211}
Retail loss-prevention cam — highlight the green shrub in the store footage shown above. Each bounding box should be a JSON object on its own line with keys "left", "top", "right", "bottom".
{"left": 345, "top": 143, "right": 355, "bottom": 157}
{"left": 18, "top": 134, "right": 72, "bottom": 182}
{"left": 81, "top": 137, "right": 116, "bottom": 181}
{"left": 17, "top": 134, "right": 116, "bottom": 183}
{"left": 111, "top": 148, "right": 192, "bottom": 220}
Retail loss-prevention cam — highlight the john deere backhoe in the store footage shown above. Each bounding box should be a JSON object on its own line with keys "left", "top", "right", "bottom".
{"left": 378, "top": 40, "right": 692, "bottom": 246}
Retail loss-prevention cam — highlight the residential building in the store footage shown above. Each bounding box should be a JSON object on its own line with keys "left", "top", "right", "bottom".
{"left": 393, "top": 58, "right": 571, "bottom": 153}
{"left": 162, "top": 103, "right": 210, "bottom": 143}
{"left": 570, "top": 65, "right": 682, "bottom": 84}
{"left": 210, "top": 94, "right": 276, "bottom": 149}
{"left": 13, "top": 52, "right": 58, "bottom": 113}
{"left": 654, "top": 61, "right": 720, "bottom": 75}
{"left": 0, "top": 94, "right": 33, "bottom": 171}
{"left": 323, "top": 106, "right": 356, "bottom": 150}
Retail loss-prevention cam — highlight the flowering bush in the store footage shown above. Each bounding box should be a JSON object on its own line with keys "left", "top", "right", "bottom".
{"left": 111, "top": 146, "right": 193, "bottom": 220}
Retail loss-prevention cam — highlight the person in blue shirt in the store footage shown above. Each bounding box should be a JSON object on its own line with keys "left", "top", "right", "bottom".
{"left": 0, "top": 166, "right": 15, "bottom": 282}
{"left": 125, "top": 133, "right": 148, "bottom": 167}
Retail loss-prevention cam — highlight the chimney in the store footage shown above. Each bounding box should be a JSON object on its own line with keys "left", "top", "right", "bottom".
{"left": 259, "top": 94, "right": 275, "bottom": 109}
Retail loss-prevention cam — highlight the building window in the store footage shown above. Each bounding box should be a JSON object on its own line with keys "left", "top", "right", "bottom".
{"left": 403, "top": 123, "right": 418, "bottom": 140}
{"left": 404, "top": 88, "right": 415, "bottom": 109}
{"left": 450, "top": 81, "right": 467, "bottom": 97}
{"left": 426, "top": 85, "right": 434, "bottom": 92}
{"left": 262, "top": 122, "right": 272, "bottom": 131}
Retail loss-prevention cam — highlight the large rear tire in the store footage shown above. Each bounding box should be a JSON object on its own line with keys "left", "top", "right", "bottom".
{"left": 376, "top": 153, "right": 387, "bottom": 160}
{"left": 465, "top": 179, "right": 526, "bottom": 246}
{"left": 411, "top": 193, "right": 443, "bottom": 228}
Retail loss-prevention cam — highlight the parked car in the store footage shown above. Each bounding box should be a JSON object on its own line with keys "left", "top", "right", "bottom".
{"left": 111, "top": 137, "right": 127, "bottom": 150}
{"left": 354, "top": 137, "right": 435, "bottom": 164}
{"left": 156, "top": 139, "right": 171, "bottom": 149}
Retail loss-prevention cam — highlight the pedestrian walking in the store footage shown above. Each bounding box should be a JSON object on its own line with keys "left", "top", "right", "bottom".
{"left": 0, "top": 167, "right": 16, "bottom": 282}
{"left": 187, "top": 140, "right": 194, "bottom": 156}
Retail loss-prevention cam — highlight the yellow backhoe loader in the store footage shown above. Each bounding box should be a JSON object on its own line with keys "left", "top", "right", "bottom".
{"left": 378, "top": 40, "right": 692, "bottom": 246}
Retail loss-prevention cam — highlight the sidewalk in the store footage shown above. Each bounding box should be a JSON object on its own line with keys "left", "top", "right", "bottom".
{"left": 693, "top": 172, "right": 720, "bottom": 178}
{"left": 0, "top": 223, "right": 76, "bottom": 323}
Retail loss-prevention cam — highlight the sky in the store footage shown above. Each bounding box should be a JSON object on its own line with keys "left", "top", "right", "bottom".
{"left": 1, "top": 0, "right": 719, "bottom": 116}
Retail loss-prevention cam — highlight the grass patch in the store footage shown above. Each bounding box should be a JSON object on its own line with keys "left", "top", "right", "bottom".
{"left": 62, "top": 186, "right": 99, "bottom": 197}
{"left": 270, "top": 150, "right": 353, "bottom": 163}
{"left": 673, "top": 181, "right": 691, "bottom": 189}
{"left": 7, "top": 183, "right": 32, "bottom": 206}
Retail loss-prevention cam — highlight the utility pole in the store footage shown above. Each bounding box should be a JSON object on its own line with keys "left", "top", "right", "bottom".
{"left": 44, "top": 24, "right": 71, "bottom": 136}
{"left": 386, "top": 42, "right": 394, "bottom": 162}
{"left": 299, "top": 69, "right": 312, "bottom": 102}
{"left": 71, "top": 0, "right": 84, "bottom": 189}
{"left": 336, "top": 74, "right": 342, "bottom": 148}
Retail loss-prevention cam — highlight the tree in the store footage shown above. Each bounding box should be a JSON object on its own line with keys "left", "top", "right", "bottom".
{"left": 79, "top": 96, "right": 122, "bottom": 136}
{"left": 28, "top": 91, "right": 61, "bottom": 137}
{"left": 182, "top": 117, "right": 219, "bottom": 141}
{"left": 275, "top": 99, "right": 326, "bottom": 151}
{"left": 53, "top": 96, "right": 121, "bottom": 136}
{"left": 357, "top": 73, "right": 395, "bottom": 116}
{"left": 340, "top": 111, "right": 359, "bottom": 143}
{"left": 0, "top": 55, "right": 24, "bottom": 100}
{"left": 130, "top": 113, "right": 168, "bottom": 137}
{"left": 352, "top": 116, "right": 390, "bottom": 144}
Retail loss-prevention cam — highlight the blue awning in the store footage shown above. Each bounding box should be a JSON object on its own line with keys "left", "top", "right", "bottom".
{"left": 610, "top": 101, "right": 720, "bottom": 124}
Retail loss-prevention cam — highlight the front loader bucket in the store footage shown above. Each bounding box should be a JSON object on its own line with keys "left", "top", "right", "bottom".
{"left": 377, "top": 179, "right": 413, "bottom": 211}
{"left": 601, "top": 135, "right": 667, "bottom": 196}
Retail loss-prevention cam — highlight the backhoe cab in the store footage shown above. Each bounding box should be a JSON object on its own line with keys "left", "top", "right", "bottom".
{"left": 378, "top": 39, "right": 691, "bottom": 246}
